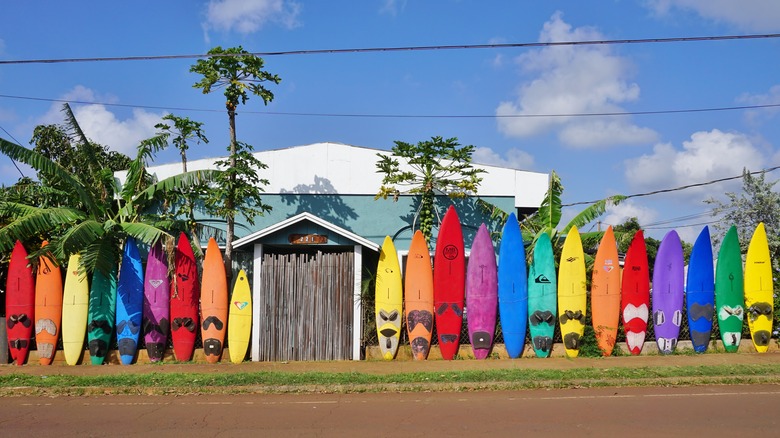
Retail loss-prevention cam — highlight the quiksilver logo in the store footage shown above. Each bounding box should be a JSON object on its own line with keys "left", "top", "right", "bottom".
{"left": 566, "top": 257, "right": 577, "bottom": 262}
{"left": 535, "top": 274, "right": 551, "bottom": 284}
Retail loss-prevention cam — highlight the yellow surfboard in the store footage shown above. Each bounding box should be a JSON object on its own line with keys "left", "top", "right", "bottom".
{"left": 558, "top": 226, "right": 587, "bottom": 358}
{"left": 228, "top": 269, "right": 252, "bottom": 364}
{"left": 62, "top": 254, "right": 89, "bottom": 366}
{"left": 376, "top": 236, "right": 403, "bottom": 360}
{"left": 744, "top": 222, "right": 773, "bottom": 353}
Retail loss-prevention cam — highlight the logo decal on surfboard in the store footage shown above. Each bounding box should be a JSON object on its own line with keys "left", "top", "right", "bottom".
{"left": 149, "top": 279, "right": 164, "bottom": 288}
{"left": 443, "top": 244, "right": 459, "bottom": 260}
{"left": 234, "top": 301, "right": 249, "bottom": 310}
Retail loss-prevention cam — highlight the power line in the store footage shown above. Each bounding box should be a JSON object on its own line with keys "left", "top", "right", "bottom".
{"left": 563, "top": 166, "right": 780, "bottom": 208}
{"left": 1, "top": 93, "right": 779, "bottom": 119}
{"left": 1, "top": 33, "right": 779, "bottom": 65}
{"left": 0, "top": 125, "right": 27, "bottom": 179}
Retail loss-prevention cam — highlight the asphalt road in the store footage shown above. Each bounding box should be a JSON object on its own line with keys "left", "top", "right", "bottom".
{"left": 2, "top": 384, "right": 777, "bottom": 437}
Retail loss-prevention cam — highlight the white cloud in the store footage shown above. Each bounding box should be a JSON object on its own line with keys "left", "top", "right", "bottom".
{"left": 737, "top": 84, "right": 780, "bottom": 125}
{"left": 205, "top": 0, "right": 301, "bottom": 34}
{"left": 380, "top": 0, "right": 407, "bottom": 16}
{"left": 646, "top": 0, "right": 780, "bottom": 32}
{"left": 603, "top": 201, "right": 658, "bottom": 229}
{"left": 624, "top": 129, "right": 767, "bottom": 198}
{"left": 39, "top": 86, "right": 166, "bottom": 156}
{"left": 496, "top": 12, "right": 657, "bottom": 148}
{"left": 473, "top": 146, "right": 535, "bottom": 170}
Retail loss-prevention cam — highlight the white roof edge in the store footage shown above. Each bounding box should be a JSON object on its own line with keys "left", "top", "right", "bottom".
{"left": 233, "top": 211, "right": 381, "bottom": 252}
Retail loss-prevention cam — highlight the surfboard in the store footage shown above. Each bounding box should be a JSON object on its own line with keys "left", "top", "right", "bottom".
{"left": 528, "top": 232, "right": 557, "bottom": 358}
{"left": 228, "top": 269, "right": 252, "bottom": 364}
{"left": 497, "top": 213, "right": 528, "bottom": 359}
{"left": 652, "top": 230, "right": 685, "bottom": 354}
{"left": 201, "top": 237, "right": 228, "bottom": 363}
{"left": 686, "top": 226, "right": 715, "bottom": 353}
{"left": 466, "top": 223, "right": 498, "bottom": 360}
{"left": 6, "top": 240, "right": 35, "bottom": 366}
{"left": 558, "top": 226, "right": 587, "bottom": 358}
{"left": 116, "top": 238, "right": 144, "bottom": 365}
{"left": 621, "top": 230, "right": 650, "bottom": 355}
{"left": 143, "top": 240, "right": 170, "bottom": 362}
{"left": 404, "top": 230, "right": 434, "bottom": 360}
{"left": 715, "top": 225, "right": 744, "bottom": 353}
{"left": 87, "top": 265, "right": 117, "bottom": 365}
{"left": 744, "top": 222, "right": 773, "bottom": 353}
{"left": 171, "top": 232, "right": 200, "bottom": 362}
{"left": 62, "top": 254, "right": 89, "bottom": 366}
{"left": 591, "top": 226, "right": 621, "bottom": 356}
{"left": 375, "top": 236, "right": 403, "bottom": 360}
{"left": 433, "top": 205, "right": 466, "bottom": 360}
{"left": 35, "top": 241, "right": 62, "bottom": 365}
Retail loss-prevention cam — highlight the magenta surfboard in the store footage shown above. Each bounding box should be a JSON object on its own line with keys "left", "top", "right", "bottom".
{"left": 466, "top": 223, "right": 498, "bottom": 359}
{"left": 143, "top": 240, "right": 170, "bottom": 362}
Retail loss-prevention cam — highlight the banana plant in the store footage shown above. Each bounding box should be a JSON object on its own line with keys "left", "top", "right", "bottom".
{"left": 0, "top": 103, "right": 217, "bottom": 277}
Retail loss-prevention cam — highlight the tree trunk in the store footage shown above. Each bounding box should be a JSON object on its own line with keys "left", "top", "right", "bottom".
{"left": 225, "top": 108, "right": 237, "bottom": 286}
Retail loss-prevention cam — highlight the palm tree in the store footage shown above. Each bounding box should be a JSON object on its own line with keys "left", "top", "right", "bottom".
{"left": 0, "top": 103, "right": 216, "bottom": 276}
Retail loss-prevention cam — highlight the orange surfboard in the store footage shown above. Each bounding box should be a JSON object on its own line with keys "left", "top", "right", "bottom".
{"left": 591, "top": 226, "right": 621, "bottom": 356}
{"left": 35, "top": 241, "right": 63, "bottom": 365}
{"left": 404, "top": 230, "right": 434, "bottom": 360}
{"left": 200, "top": 238, "right": 228, "bottom": 363}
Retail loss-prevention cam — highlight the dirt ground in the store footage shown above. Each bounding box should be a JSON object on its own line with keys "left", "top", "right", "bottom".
{"left": 1, "top": 346, "right": 779, "bottom": 378}
{"left": 1, "top": 385, "right": 779, "bottom": 437}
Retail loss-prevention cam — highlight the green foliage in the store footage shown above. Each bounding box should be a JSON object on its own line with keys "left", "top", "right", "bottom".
{"left": 190, "top": 45, "right": 281, "bottom": 111}
{"left": 375, "top": 136, "right": 484, "bottom": 244}
{"left": 204, "top": 141, "right": 272, "bottom": 227}
{"left": 0, "top": 104, "right": 215, "bottom": 277}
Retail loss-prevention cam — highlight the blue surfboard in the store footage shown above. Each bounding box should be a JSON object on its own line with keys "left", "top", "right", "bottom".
{"left": 686, "top": 226, "right": 715, "bottom": 353}
{"left": 498, "top": 213, "right": 528, "bottom": 358}
{"left": 116, "top": 238, "right": 144, "bottom": 365}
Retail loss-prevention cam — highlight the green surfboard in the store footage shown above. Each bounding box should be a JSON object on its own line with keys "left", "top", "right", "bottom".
{"left": 88, "top": 266, "right": 117, "bottom": 365}
{"left": 715, "top": 226, "right": 744, "bottom": 353}
{"left": 527, "top": 233, "right": 557, "bottom": 358}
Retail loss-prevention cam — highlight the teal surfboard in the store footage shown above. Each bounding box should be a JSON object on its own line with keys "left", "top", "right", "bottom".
{"left": 87, "top": 265, "right": 117, "bottom": 365}
{"left": 527, "top": 233, "right": 557, "bottom": 357}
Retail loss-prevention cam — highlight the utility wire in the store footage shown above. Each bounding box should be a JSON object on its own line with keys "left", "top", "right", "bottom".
{"left": 562, "top": 166, "right": 780, "bottom": 207}
{"left": 0, "top": 125, "right": 26, "bottom": 179}
{"left": 1, "top": 93, "right": 779, "bottom": 119}
{"left": 1, "top": 33, "right": 779, "bottom": 65}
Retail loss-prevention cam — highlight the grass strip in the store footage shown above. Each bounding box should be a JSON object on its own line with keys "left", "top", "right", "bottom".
{"left": 1, "top": 363, "right": 779, "bottom": 396}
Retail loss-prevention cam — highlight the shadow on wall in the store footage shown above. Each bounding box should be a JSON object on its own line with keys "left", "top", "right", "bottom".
{"left": 280, "top": 176, "right": 358, "bottom": 228}
{"left": 396, "top": 196, "right": 504, "bottom": 247}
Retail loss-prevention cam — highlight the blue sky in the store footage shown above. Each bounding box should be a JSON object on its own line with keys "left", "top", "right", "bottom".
{"left": 2, "top": 1, "right": 780, "bottom": 242}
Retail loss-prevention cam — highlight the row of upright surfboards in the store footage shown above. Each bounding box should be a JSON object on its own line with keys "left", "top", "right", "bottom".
{"left": 376, "top": 205, "right": 773, "bottom": 360}
{"left": 4, "top": 233, "right": 253, "bottom": 366}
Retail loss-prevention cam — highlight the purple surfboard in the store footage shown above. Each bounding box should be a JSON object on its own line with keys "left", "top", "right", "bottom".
{"left": 466, "top": 223, "right": 498, "bottom": 360}
{"left": 143, "top": 241, "right": 170, "bottom": 362}
{"left": 652, "top": 230, "right": 684, "bottom": 354}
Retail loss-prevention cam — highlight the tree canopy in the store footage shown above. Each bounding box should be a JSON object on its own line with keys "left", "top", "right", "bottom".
{"left": 375, "top": 136, "right": 484, "bottom": 244}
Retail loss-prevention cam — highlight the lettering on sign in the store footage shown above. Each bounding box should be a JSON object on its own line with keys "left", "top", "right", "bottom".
{"left": 288, "top": 234, "right": 328, "bottom": 244}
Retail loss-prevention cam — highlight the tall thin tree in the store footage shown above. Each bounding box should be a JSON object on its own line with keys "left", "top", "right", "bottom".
{"left": 190, "top": 46, "right": 280, "bottom": 282}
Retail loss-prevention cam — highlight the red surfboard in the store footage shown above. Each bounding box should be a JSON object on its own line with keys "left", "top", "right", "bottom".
{"left": 433, "top": 206, "right": 466, "bottom": 360}
{"left": 171, "top": 232, "right": 200, "bottom": 362}
{"left": 621, "top": 230, "right": 650, "bottom": 355}
{"left": 6, "top": 240, "right": 35, "bottom": 366}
